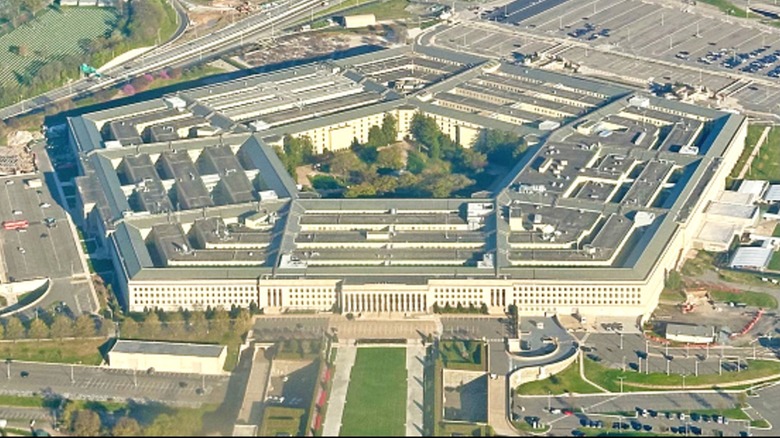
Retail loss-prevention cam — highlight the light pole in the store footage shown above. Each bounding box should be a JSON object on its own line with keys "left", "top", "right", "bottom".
{"left": 681, "top": 374, "right": 686, "bottom": 390}
{"left": 666, "top": 357, "right": 671, "bottom": 376}
{"left": 547, "top": 391, "right": 551, "bottom": 412}
{"left": 619, "top": 332, "right": 623, "bottom": 350}
{"left": 5, "top": 359, "right": 10, "bottom": 380}
{"left": 694, "top": 360, "right": 698, "bottom": 377}
{"left": 618, "top": 376, "right": 625, "bottom": 393}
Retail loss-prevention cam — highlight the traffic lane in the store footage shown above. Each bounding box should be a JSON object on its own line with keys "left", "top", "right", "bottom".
{"left": 2, "top": 361, "right": 229, "bottom": 405}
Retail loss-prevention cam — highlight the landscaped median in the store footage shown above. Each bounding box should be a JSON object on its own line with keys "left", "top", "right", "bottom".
{"left": 516, "top": 359, "right": 602, "bottom": 395}
{"left": 584, "top": 357, "right": 780, "bottom": 392}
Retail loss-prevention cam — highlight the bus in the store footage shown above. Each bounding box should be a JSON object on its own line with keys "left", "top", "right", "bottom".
{"left": 3, "top": 220, "right": 29, "bottom": 230}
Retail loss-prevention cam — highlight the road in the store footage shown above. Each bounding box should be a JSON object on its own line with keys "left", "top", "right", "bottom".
{"left": 1, "top": 361, "right": 229, "bottom": 407}
{"left": 0, "top": 0, "right": 327, "bottom": 121}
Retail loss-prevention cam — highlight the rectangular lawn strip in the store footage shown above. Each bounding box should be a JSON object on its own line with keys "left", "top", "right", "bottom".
{"left": 516, "top": 359, "right": 602, "bottom": 395}
{"left": 584, "top": 357, "right": 780, "bottom": 391}
{"left": 769, "top": 252, "right": 780, "bottom": 272}
{"left": 748, "top": 126, "right": 780, "bottom": 182}
{"left": 708, "top": 290, "right": 778, "bottom": 309}
{"left": 439, "top": 340, "right": 486, "bottom": 371}
{"left": 773, "top": 223, "right": 780, "bottom": 238}
{"left": 259, "top": 406, "right": 306, "bottom": 436}
{"left": 0, "top": 338, "right": 105, "bottom": 365}
{"left": 0, "top": 394, "right": 47, "bottom": 408}
{"left": 728, "top": 124, "right": 765, "bottom": 181}
{"left": 340, "top": 347, "right": 407, "bottom": 436}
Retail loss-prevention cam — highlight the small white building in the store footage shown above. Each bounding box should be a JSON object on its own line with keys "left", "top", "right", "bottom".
{"left": 764, "top": 184, "right": 780, "bottom": 203}
{"left": 665, "top": 323, "right": 715, "bottom": 344}
{"left": 738, "top": 180, "right": 769, "bottom": 199}
{"left": 108, "top": 340, "right": 227, "bottom": 375}
{"left": 729, "top": 243, "right": 774, "bottom": 271}
{"left": 340, "top": 13, "right": 376, "bottom": 28}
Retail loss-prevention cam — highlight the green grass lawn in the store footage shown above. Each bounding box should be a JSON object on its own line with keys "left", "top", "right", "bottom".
{"left": 439, "top": 340, "right": 486, "bottom": 371}
{"left": 748, "top": 127, "right": 780, "bottom": 182}
{"left": 770, "top": 252, "right": 780, "bottom": 272}
{"left": 698, "top": 0, "right": 748, "bottom": 16}
{"left": 259, "top": 406, "right": 306, "bottom": 436}
{"left": 341, "top": 348, "right": 407, "bottom": 436}
{"left": 516, "top": 359, "right": 602, "bottom": 395}
{"left": 0, "top": 394, "right": 47, "bottom": 408}
{"left": 584, "top": 357, "right": 780, "bottom": 391}
{"left": 0, "top": 338, "right": 105, "bottom": 365}
{"left": 681, "top": 251, "right": 716, "bottom": 277}
{"left": 0, "top": 7, "right": 118, "bottom": 87}
{"left": 772, "top": 224, "right": 780, "bottom": 238}
{"left": 709, "top": 290, "right": 778, "bottom": 309}
{"left": 728, "top": 124, "right": 765, "bottom": 184}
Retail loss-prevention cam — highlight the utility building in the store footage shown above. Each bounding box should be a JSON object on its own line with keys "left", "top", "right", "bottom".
{"left": 107, "top": 340, "right": 227, "bottom": 375}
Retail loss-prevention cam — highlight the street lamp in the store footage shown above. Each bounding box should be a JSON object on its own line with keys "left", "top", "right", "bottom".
{"left": 5, "top": 359, "right": 10, "bottom": 380}
{"left": 617, "top": 376, "right": 625, "bottom": 393}
{"left": 681, "top": 374, "right": 687, "bottom": 390}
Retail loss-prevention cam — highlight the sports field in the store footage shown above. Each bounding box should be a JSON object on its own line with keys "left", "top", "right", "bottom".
{"left": 340, "top": 347, "right": 407, "bottom": 436}
{"left": 0, "top": 7, "right": 117, "bottom": 86}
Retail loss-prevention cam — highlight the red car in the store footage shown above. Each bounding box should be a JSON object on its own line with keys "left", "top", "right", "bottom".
{"left": 563, "top": 409, "right": 574, "bottom": 416}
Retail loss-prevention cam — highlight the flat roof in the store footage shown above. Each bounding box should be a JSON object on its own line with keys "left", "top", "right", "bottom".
{"left": 111, "top": 339, "right": 226, "bottom": 358}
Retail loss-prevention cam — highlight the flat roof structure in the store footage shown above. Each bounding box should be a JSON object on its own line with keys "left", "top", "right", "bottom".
{"left": 65, "top": 45, "right": 748, "bottom": 320}
{"left": 111, "top": 339, "right": 226, "bottom": 357}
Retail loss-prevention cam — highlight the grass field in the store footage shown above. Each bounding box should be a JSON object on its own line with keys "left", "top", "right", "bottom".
{"left": 516, "top": 360, "right": 602, "bottom": 395}
{"left": 698, "top": 0, "right": 748, "bottom": 16}
{"left": 727, "top": 124, "right": 765, "bottom": 186}
{"left": 340, "top": 348, "right": 406, "bottom": 436}
{"left": 584, "top": 357, "right": 780, "bottom": 391}
{"left": 709, "top": 290, "right": 778, "bottom": 309}
{"left": 0, "top": 7, "right": 117, "bottom": 87}
{"left": 259, "top": 406, "right": 306, "bottom": 436}
{"left": 439, "top": 340, "right": 486, "bottom": 371}
{"left": 0, "top": 338, "right": 105, "bottom": 365}
{"left": 316, "top": 0, "right": 411, "bottom": 21}
{"left": 748, "top": 127, "right": 780, "bottom": 182}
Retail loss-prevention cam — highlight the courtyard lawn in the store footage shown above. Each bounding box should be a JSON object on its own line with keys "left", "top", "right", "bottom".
{"left": 340, "top": 347, "right": 406, "bottom": 436}
{"left": 439, "top": 340, "right": 486, "bottom": 371}
{"left": 517, "top": 360, "right": 602, "bottom": 395}
{"left": 728, "top": 124, "right": 765, "bottom": 184}
{"left": 769, "top": 252, "right": 780, "bottom": 272}
{"left": 259, "top": 406, "right": 306, "bottom": 437}
{"left": 709, "top": 290, "right": 778, "bottom": 309}
{"left": 584, "top": 357, "right": 780, "bottom": 392}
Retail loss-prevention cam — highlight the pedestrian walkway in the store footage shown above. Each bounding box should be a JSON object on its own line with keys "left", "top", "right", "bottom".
{"left": 406, "top": 343, "right": 426, "bottom": 436}
{"left": 322, "top": 342, "right": 357, "bottom": 437}
{"left": 737, "top": 126, "right": 771, "bottom": 180}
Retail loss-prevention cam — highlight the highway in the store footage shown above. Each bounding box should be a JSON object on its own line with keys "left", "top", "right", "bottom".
{"left": 0, "top": 0, "right": 327, "bottom": 121}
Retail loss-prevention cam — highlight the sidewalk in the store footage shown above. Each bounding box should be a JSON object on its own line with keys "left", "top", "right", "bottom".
{"left": 321, "top": 342, "right": 357, "bottom": 437}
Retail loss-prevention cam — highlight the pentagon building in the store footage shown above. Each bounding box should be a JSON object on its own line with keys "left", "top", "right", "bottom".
{"left": 66, "top": 45, "right": 747, "bottom": 322}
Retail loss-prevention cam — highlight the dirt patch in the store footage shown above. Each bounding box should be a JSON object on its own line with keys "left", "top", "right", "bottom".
{"left": 240, "top": 32, "right": 389, "bottom": 67}
{"left": 296, "top": 164, "right": 318, "bottom": 188}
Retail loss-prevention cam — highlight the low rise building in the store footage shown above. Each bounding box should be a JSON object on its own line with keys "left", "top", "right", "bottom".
{"left": 665, "top": 323, "right": 715, "bottom": 344}
{"left": 107, "top": 340, "right": 227, "bottom": 375}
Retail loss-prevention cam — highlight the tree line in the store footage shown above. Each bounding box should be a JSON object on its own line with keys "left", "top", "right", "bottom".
{"left": 118, "top": 306, "right": 254, "bottom": 344}
{"left": 0, "top": 313, "right": 104, "bottom": 341}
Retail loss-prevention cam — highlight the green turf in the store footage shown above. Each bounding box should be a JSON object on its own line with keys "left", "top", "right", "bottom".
{"left": 439, "top": 340, "right": 486, "bottom": 371}
{"left": 516, "top": 359, "right": 602, "bottom": 395}
{"left": 340, "top": 348, "right": 407, "bottom": 436}
{"left": 342, "top": 0, "right": 411, "bottom": 20}
{"left": 709, "top": 290, "right": 778, "bottom": 309}
{"left": 751, "top": 418, "right": 771, "bottom": 428}
{"left": 698, "top": 0, "right": 749, "bottom": 16}
{"left": 748, "top": 127, "right": 780, "bottom": 182}
{"left": 772, "top": 224, "right": 780, "bottom": 238}
{"left": 0, "top": 338, "right": 104, "bottom": 365}
{"left": 0, "top": 8, "right": 118, "bottom": 87}
{"left": 259, "top": 406, "right": 306, "bottom": 437}
{"left": 0, "top": 394, "right": 47, "bottom": 408}
{"left": 584, "top": 357, "right": 780, "bottom": 392}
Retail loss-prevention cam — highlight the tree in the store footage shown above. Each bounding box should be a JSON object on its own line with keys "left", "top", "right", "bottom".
{"left": 366, "top": 125, "right": 387, "bottom": 149}
{"left": 112, "top": 416, "right": 142, "bottom": 436}
{"left": 480, "top": 303, "right": 489, "bottom": 315}
{"left": 210, "top": 308, "right": 230, "bottom": 337}
{"left": 4, "top": 317, "right": 24, "bottom": 340}
{"left": 164, "top": 311, "right": 185, "bottom": 338}
{"left": 189, "top": 311, "right": 208, "bottom": 337}
{"left": 74, "top": 315, "right": 96, "bottom": 338}
{"left": 144, "top": 413, "right": 177, "bottom": 436}
{"left": 233, "top": 308, "right": 251, "bottom": 334}
{"left": 28, "top": 318, "right": 49, "bottom": 339}
{"left": 329, "top": 150, "right": 365, "bottom": 179}
{"left": 473, "top": 129, "right": 526, "bottom": 165}
{"left": 345, "top": 182, "right": 377, "bottom": 198}
{"left": 72, "top": 409, "right": 101, "bottom": 436}
{"left": 376, "top": 145, "right": 405, "bottom": 171}
{"left": 0, "top": 322, "right": 4, "bottom": 340}
{"left": 140, "top": 311, "right": 161, "bottom": 339}
{"left": 381, "top": 114, "right": 398, "bottom": 143}
{"left": 50, "top": 315, "right": 73, "bottom": 340}
{"left": 120, "top": 318, "right": 139, "bottom": 339}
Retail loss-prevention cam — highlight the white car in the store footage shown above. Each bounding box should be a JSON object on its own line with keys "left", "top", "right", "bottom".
{"left": 4, "top": 180, "right": 13, "bottom": 185}
{"left": 17, "top": 247, "right": 25, "bottom": 254}
{"left": 39, "top": 202, "right": 51, "bottom": 208}
{"left": 12, "top": 210, "right": 22, "bottom": 215}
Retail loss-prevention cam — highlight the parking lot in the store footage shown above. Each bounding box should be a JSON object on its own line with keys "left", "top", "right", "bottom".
{"left": 515, "top": 392, "right": 759, "bottom": 437}
{"left": 0, "top": 140, "right": 96, "bottom": 316}
{"left": 432, "top": 0, "right": 780, "bottom": 118}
